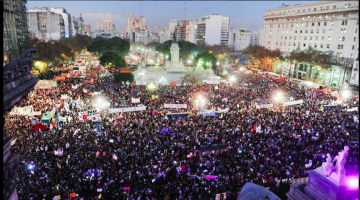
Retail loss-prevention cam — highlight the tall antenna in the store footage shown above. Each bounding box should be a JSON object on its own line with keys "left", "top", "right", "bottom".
{"left": 184, "top": 1, "right": 186, "bottom": 21}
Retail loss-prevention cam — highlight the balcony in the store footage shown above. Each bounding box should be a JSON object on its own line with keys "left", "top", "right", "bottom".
{"left": 332, "top": 56, "right": 355, "bottom": 68}
{"left": 264, "top": 5, "right": 359, "bottom": 19}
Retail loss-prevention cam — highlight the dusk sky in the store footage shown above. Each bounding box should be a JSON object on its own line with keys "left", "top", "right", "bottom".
{"left": 28, "top": 1, "right": 320, "bottom": 33}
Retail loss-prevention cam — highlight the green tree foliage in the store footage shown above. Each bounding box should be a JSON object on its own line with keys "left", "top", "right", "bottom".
{"left": 198, "top": 44, "right": 232, "bottom": 55}
{"left": 88, "top": 37, "right": 130, "bottom": 58}
{"left": 194, "top": 51, "right": 217, "bottom": 70}
{"left": 178, "top": 41, "right": 201, "bottom": 60}
{"left": 156, "top": 40, "right": 173, "bottom": 60}
{"left": 23, "top": 35, "right": 92, "bottom": 69}
{"left": 114, "top": 73, "right": 135, "bottom": 83}
{"left": 242, "top": 45, "right": 283, "bottom": 70}
{"left": 156, "top": 40, "right": 201, "bottom": 60}
{"left": 99, "top": 51, "right": 127, "bottom": 69}
{"left": 288, "top": 47, "right": 334, "bottom": 69}
{"left": 145, "top": 42, "right": 160, "bottom": 50}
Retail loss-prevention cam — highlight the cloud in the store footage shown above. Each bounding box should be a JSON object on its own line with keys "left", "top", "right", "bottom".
{"left": 81, "top": 13, "right": 127, "bottom": 31}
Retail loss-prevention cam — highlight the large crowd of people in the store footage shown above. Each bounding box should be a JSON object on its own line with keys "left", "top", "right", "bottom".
{"left": 4, "top": 66, "right": 359, "bottom": 200}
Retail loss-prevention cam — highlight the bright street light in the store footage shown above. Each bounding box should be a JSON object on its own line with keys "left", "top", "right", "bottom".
{"left": 147, "top": 83, "right": 156, "bottom": 90}
{"left": 341, "top": 89, "right": 352, "bottom": 100}
{"left": 229, "top": 76, "right": 236, "bottom": 82}
{"left": 239, "top": 67, "right": 245, "bottom": 71}
{"left": 273, "top": 91, "right": 284, "bottom": 102}
{"left": 216, "top": 62, "right": 220, "bottom": 66}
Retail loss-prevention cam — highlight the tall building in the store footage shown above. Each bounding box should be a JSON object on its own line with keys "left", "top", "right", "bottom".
{"left": 262, "top": 1, "right": 359, "bottom": 86}
{"left": 49, "top": 7, "right": 73, "bottom": 38}
{"left": 84, "top": 24, "right": 91, "bottom": 37}
{"left": 3, "top": 0, "right": 29, "bottom": 66}
{"left": 228, "top": 28, "right": 251, "bottom": 51}
{"left": 125, "top": 11, "right": 150, "bottom": 43}
{"left": 251, "top": 31, "right": 261, "bottom": 46}
{"left": 96, "top": 22, "right": 103, "bottom": 32}
{"left": 104, "top": 20, "right": 113, "bottom": 32}
{"left": 169, "top": 19, "right": 177, "bottom": 33}
{"left": 196, "top": 14, "right": 230, "bottom": 46}
{"left": 28, "top": 7, "right": 65, "bottom": 41}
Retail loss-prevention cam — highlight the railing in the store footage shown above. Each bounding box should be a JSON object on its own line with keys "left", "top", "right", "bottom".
{"left": 332, "top": 56, "right": 355, "bottom": 68}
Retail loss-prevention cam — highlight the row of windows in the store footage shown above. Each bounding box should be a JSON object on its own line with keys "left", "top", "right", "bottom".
{"left": 268, "top": 4, "right": 351, "bottom": 17}
{"left": 267, "top": 27, "right": 357, "bottom": 34}
{"left": 272, "top": 41, "right": 331, "bottom": 49}
{"left": 267, "top": 20, "right": 351, "bottom": 28}
{"left": 268, "top": 35, "right": 357, "bottom": 42}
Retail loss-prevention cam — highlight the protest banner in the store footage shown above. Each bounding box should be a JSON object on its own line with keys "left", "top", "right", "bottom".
{"left": 283, "top": 99, "right": 304, "bottom": 106}
{"left": 54, "top": 75, "right": 67, "bottom": 81}
{"left": 109, "top": 106, "right": 147, "bottom": 113}
{"left": 255, "top": 104, "right": 273, "bottom": 109}
{"left": 216, "top": 108, "right": 229, "bottom": 113}
{"left": 200, "top": 108, "right": 216, "bottom": 117}
{"left": 9, "top": 105, "right": 34, "bottom": 116}
{"left": 164, "top": 104, "right": 188, "bottom": 109}
{"left": 131, "top": 98, "right": 140, "bottom": 103}
{"left": 34, "top": 80, "right": 53, "bottom": 90}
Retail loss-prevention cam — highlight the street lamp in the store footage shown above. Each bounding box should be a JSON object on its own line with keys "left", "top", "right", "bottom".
{"left": 273, "top": 91, "right": 284, "bottom": 102}
{"left": 147, "top": 83, "right": 156, "bottom": 91}
{"left": 229, "top": 75, "right": 237, "bottom": 83}
{"left": 187, "top": 60, "right": 192, "bottom": 66}
{"left": 239, "top": 67, "right": 245, "bottom": 71}
{"left": 341, "top": 89, "right": 352, "bottom": 100}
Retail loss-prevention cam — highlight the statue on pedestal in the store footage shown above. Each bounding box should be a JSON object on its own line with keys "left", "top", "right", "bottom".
{"left": 322, "top": 153, "right": 335, "bottom": 177}
{"left": 172, "top": 30, "right": 177, "bottom": 43}
{"left": 333, "top": 146, "right": 349, "bottom": 176}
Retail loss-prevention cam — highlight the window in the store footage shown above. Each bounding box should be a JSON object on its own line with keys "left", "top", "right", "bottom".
{"left": 305, "top": 29, "right": 308, "bottom": 33}
{"left": 304, "top": 36, "right": 307, "bottom": 40}
{"left": 276, "top": 42, "right": 278, "bottom": 45}
{"left": 333, "top": 5, "right": 336, "bottom": 9}
{"left": 280, "top": 42, "right": 282, "bottom": 46}
{"left": 340, "top": 28, "right": 346, "bottom": 33}
{"left": 298, "top": 42, "right": 301, "bottom": 47}
{"left": 285, "top": 36, "right": 287, "bottom": 40}
{"left": 293, "top": 43, "right": 296, "bottom": 46}
{"left": 295, "top": 30, "right": 298, "bottom": 33}
{"left": 327, "top": 44, "right": 330, "bottom": 48}
{"left": 318, "top": 22, "right": 321, "bottom": 26}
{"left": 281, "top": 36, "right": 283, "bottom": 39}
{"left": 337, "top": 45, "right": 344, "bottom": 49}
{"left": 290, "top": 36, "right": 292, "bottom": 40}
{"left": 342, "top": 20, "right": 348, "bottom": 25}
{"left": 345, "top": 4, "right": 348, "bottom": 8}
{"left": 354, "top": 37, "right": 357, "bottom": 42}
{"left": 328, "top": 36, "right": 331, "bottom": 41}
{"left": 300, "top": 30, "right": 303, "bottom": 33}
{"left": 330, "top": 22, "right": 334, "bottom": 26}
{"left": 314, "top": 43, "right": 318, "bottom": 48}
{"left": 299, "top": 36, "right": 302, "bottom": 40}
{"left": 353, "top": 45, "right": 355, "bottom": 50}
{"left": 294, "top": 36, "right": 297, "bottom": 40}
{"left": 314, "top": 8, "right": 316, "bottom": 11}
{"left": 323, "top": 29, "right": 326, "bottom": 33}
{"left": 303, "top": 43, "right": 306, "bottom": 47}
{"left": 316, "top": 29, "right": 319, "bottom": 33}
{"left": 339, "top": 37, "right": 345, "bottom": 41}
{"left": 324, "top": 22, "right": 327, "bottom": 26}
{"left": 356, "top": 28, "right": 358, "bottom": 33}
{"left": 312, "top": 22, "right": 315, "bottom": 27}
{"left": 321, "top": 36, "right": 325, "bottom": 41}
{"left": 329, "top": 29, "right": 332, "bottom": 33}
{"left": 326, "top": 6, "right": 329, "bottom": 10}
{"left": 310, "top": 36, "right": 312, "bottom": 40}
{"left": 315, "top": 36, "right": 318, "bottom": 41}
{"left": 310, "top": 29, "right": 313, "bottom": 33}
{"left": 320, "top": 44, "right": 324, "bottom": 48}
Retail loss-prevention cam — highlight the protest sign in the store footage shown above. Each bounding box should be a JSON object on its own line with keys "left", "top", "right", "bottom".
{"left": 131, "top": 98, "right": 140, "bottom": 103}
{"left": 9, "top": 105, "right": 34, "bottom": 116}
{"left": 283, "top": 99, "right": 304, "bottom": 106}
{"left": 109, "top": 106, "right": 147, "bottom": 113}
{"left": 54, "top": 75, "right": 67, "bottom": 81}
{"left": 164, "top": 104, "right": 188, "bottom": 109}
{"left": 256, "top": 104, "right": 273, "bottom": 109}
{"left": 200, "top": 108, "right": 216, "bottom": 117}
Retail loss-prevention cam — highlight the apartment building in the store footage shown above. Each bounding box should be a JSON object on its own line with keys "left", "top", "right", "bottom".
{"left": 196, "top": 14, "right": 230, "bottom": 46}
{"left": 262, "top": 1, "right": 359, "bottom": 86}
{"left": 251, "top": 31, "right": 261, "bottom": 46}
{"left": 228, "top": 28, "right": 251, "bottom": 51}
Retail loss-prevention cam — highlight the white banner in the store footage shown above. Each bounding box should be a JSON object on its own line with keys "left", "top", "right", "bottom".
{"left": 61, "top": 94, "right": 69, "bottom": 100}
{"left": 350, "top": 61, "right": 359, "bottom": 86}
{"left": 347, "top": 107, "right": 358, "bottom": 112}
{"left": 109, "top": 106, "right": 147, "bottom": 113}
{"left": 283, "top": 99, "right": 304, "bottom": 106}
{"left": 216, "top": 108, "right": 229, "bottom": 113}
{"left": 91, "top": 92, "right": 102, "bottom": 96}
{"left": 131, "top": 98, "right": 140, "bottom": 103}
{"left": 83, "top": 88, "right": 88, "bottom": 93}
{"left": 9, "top": 105, "right": 34, "bottom": 115}
{"left": 256, "top": 104, "right": 273, "bottom": 109}
{"left": 30, "top": 111, "right": 42, "bottom": 116}
{"left": 164, "top": 104, "right": 188, "bottom": 109}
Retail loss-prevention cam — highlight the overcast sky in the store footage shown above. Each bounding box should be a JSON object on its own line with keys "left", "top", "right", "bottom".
{"left": 28, "top": 1, "right": 320, "bottom": 33}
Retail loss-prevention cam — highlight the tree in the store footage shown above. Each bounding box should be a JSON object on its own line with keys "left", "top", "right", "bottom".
{"left": 198, "top": 44, "right": 232, "bottom": 55}
{"left": 215, "top": 53, "right": 228, "bottom": 62}
{"left": 145, "top": 42, "right": 160, "bottom": 50}
{"left": 194, "top": 51, "right": 217, "bottom": 70}
{"left": 156, "top": 40, "right": 201, "bottom": 61}
{"left": 88, "top": 37, "right": 130, "bottom": 58}
{"left": 99, "top": 51, "right": 127, "bottom": 70}
{"left": 114, "top": 73, "right": 135, "bottom": 83}
{"left": 242, "top": 45, "right": 283, "bottom": 71}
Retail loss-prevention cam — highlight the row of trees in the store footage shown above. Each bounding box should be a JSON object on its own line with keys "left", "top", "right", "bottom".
{"left": 87, "top": 37, "right": 134, "bottom": 83}
{"left": 243, "top": 45, "right": 335, "bottom": 72}
{"left": 24, "top": 35, "right": 93, "bottom": 76}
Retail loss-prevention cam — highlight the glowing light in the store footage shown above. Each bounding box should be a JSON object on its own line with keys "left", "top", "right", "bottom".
{"left": 239, "top": 67, "right": 245, "bottom": 71}
{"left": 347, "top": 177, "right": 359, "bottom": 189}
{"left": 28, "top": 164, "right": 34, "bottom": 170}
{"left": 216, "top": 62, "right": 220, "bottom": 66}
{"left": 273, "top": 91, "right": 284, "bottom": 102}
{"left": 341, "top": 89, "right": 352, "bottom": 100}
{"left": 147, "top": 83, "right": 156, "bottom": 90}
{"left": 229, "top": 76, "right": 236, "bottom": 82}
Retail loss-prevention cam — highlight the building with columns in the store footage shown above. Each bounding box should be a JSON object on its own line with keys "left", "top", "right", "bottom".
{"left": 261, "top": 1, "right": 359, "bottom": 86}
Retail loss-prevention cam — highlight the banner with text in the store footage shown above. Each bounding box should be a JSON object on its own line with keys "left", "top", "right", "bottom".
{"left": 164, "top": 104, "right": 188, "bottom": 109}
{"left": 131, "top": 98, "right": 140, "bottom": 103}
{"left": 109, "top": 106, "right": 147, "bottom": 113}
{"left": 283, "top": 99, "right": 304, "bottom": 106}
{"left": 256, "top": 104, "right": 274, "bottom": 109}
{"left": 9, "top": 105, "right": 34, "bottom": 116}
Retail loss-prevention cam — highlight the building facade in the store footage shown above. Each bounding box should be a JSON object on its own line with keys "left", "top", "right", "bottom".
{"left": 262, "top": 1, "right": 359, "bottom": 86}
{"left": 28, "top": 8, "right": 65, "bottom": 41}
{"left": 84, "top": 24, "right": 91, "bottom": 37}
{"left": 96, "top": 22, "right": 103, "bottom": 32}
{"left": 104, "top": 20, "right": 113, "bottom": 32}
{"left": 228, "top": 28, "right": 251, "bottom": 51}
{"left": 50, "top": 7, "right": 73, "bottom": 38}
{"left": 251, "top": 31, "right": 261, "bottom": 46}
{"left": 125, "top": 11, "right": 150, "bottom": 43}
{"left": 3, "top": 0, "right": 29, "bottom": 66}
{"left": 196, "top": 14, "right": 230, "bottom": 46}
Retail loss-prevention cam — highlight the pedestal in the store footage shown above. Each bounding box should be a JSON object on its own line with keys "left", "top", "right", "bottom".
{"left": 287, "top": 168, "right": 359, "bottom": 200}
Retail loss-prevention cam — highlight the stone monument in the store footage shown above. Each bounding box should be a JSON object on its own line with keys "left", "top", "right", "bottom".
{"left": 287, "top": 146, "right": 358, "bottom": 200}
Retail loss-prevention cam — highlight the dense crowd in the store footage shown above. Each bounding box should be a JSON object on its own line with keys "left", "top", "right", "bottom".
{"left": 4, "top": 67, "right": 359, "bottom": 200}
